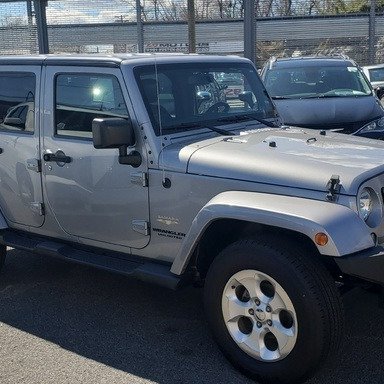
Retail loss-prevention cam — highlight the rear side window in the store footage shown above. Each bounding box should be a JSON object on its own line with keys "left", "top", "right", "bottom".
{"left": 55, "top": 73, "right": 128, "bottom": 139}
{"left": 0, "top": 72, "right": 35, "bottom": 132}
{"left": 369, "top": 67, "right": 384, "bottom": 82}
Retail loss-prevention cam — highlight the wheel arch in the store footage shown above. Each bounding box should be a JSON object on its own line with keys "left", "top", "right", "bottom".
{"left": 170, "top": 191, "right": 373, "bottom": 276}
{"left": 191, "top": 219, "right": 341, "bottom": 279}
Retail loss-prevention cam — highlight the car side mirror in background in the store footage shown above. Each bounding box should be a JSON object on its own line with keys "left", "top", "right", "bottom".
{"left": 374, "top": 87, "right": 384, "bottom": 100}
{"left": 197, "top": 91, "right": 212, "bottom": 101}
{"left": 92, "top": 117, "right": 142, "bottom": 167}
{"left": 238, "top": 91, "right": 255, "bottom": 108}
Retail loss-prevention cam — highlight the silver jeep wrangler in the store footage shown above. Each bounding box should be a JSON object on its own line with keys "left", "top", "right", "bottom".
{"left": 0, "top": 54, "right": 383, "bottom": 384}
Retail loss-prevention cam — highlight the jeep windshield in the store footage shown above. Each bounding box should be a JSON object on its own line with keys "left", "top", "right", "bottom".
{"left": 265, "top": 65, "right": 372, "bottom": 100}
{"left": 133, "top": 62, "right": 277, "bottom": 135}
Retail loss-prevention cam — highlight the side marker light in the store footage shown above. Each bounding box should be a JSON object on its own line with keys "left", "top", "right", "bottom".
{"left": 315, "top": 233, "right": 328, "bottom": 246}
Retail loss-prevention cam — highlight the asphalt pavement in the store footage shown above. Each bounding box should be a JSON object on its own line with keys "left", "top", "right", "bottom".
{"left": 0, "top": 248, "right": 383, "bottom": 384}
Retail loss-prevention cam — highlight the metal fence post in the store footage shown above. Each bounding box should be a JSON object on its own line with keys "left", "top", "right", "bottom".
{"left": 26, "top": 0, "right": 36, "bottom": 53}
{"left": 244, "top": 0, "right": 256, "bottom": 66}
{"left": 188, "top": 0, "right": 196, "bottom": 53}
{"left": 136, "top": 0, "right": 144, "bottom": 53}
{"left": 33, "top": 0, "right": 49, "bottom": 54}
{"left": 369, "top": 0, "right": 376, "bottom": 64}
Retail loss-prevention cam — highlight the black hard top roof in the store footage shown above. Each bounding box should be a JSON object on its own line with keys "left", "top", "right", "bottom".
{"left": 0, "top": 53, "right": 250, "bottom": 68}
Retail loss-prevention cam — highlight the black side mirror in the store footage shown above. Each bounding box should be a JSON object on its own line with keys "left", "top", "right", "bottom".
{"left": 92, "top": 117, "right": 135, "bottom": 149}
{"left": 375, "top": 87, "right": 384, "bottom": 100}
{"left": 92, "top": 117, "right": 141, "bottom": 167}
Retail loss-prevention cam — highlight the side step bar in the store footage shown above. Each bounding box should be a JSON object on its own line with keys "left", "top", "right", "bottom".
{"left": 0, "top": 230, "right": 186, "bottom": 290}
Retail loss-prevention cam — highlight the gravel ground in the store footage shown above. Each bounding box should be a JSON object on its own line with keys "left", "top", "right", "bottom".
{"left": 0, "top": 248, "right": 383, "bottom": 384}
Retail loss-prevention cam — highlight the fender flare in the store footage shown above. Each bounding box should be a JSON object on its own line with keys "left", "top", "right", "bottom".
{"left": 170, "top": 191, "right": 373, "bottom": 275}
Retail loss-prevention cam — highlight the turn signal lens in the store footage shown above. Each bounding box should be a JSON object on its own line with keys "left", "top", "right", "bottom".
{"left": 315, "top": 233, "right": 328, "bottom": 246}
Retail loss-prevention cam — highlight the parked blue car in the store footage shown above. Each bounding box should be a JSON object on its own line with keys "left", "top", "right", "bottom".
{"left": 261, "top": 56, "right": 384, "bottom": 139}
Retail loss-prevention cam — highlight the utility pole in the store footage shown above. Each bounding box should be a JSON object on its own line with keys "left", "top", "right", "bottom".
{"left": 187, "top": 0, "right": 196, "bottom": 53}
{"left": 369, "top": 0, "right": 376, "bottom": 64}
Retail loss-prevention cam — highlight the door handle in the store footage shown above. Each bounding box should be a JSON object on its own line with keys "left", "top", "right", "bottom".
{"left": 43, "top": 151, "right": 72, "bottom": 164}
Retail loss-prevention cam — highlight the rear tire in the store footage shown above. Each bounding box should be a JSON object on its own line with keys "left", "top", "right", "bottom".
{"left": 0, "top": 245, "right": 6, "bottom": 272}
{"left": 204, "top": 238, "right": 343, "bottom": 384}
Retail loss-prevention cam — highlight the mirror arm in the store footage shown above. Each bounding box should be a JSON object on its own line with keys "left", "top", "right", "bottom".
{"left": 118, "top": 145, "right": 142, "bottom": 168}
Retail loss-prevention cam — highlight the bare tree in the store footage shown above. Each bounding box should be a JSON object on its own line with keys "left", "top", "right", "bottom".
{"left": 123, "top": 0, "right": 352, "bottom": 23}
{"left": 214, "top": 0, "right": 243, "bottom": 18}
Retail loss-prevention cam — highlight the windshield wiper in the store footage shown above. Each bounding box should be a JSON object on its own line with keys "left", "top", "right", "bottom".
{"left": 301, "top": 94, "right": 341, "bottom": 99}
{"left": 217, "top": 114, "right": 280, "bottom": 128}
{"left": 201, "top": 124, "right": 235, "bottom": 136}
{"left": 162, "top": 122, "right": 235, "bottom": 136}
{"left": 271, "top": 96, "right": 294, "bottom": 100}
{"left": 301, "top": 93, "right": 366, "bottom": 99}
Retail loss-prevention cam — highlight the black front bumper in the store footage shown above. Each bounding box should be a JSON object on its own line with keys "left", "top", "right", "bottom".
{"left": 335, "top": 246, "right": 384, "bottom": 285}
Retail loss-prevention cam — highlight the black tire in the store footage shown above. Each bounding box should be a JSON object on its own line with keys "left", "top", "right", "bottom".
{"left": 204, "top": 238, "right": 343, "bottom": 384}
{"left": 0, "top": 244, "right": 6, "bottom": 272}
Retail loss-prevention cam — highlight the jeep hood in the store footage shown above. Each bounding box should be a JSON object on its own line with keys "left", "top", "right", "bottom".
{"left": 161, "top": 128, "right": 384, "bottom": 195}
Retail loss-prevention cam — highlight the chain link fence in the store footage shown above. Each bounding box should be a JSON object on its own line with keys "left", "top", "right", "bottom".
{"left": 0, "top": 0, "right": 382, "bottom": 67}
{"left": 0, "top": 1, "right": 37, "bottom": 54}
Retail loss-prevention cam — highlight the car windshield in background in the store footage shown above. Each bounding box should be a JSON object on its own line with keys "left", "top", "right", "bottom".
{"left": 265, "top": 65, "right": 372, "bottom": 99}
{"left": 133, "top": 62, "right": 276, "bottom": 135}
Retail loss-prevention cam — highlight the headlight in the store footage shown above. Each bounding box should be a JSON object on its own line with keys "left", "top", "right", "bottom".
{"left": 358, "top": 188, "right": 373, "bottom": 221}
{"left": 358, "top": 187, "right": 382, "bottom": 227}
{"left": 357, "top": 117, "right": 384, "bottom": 134}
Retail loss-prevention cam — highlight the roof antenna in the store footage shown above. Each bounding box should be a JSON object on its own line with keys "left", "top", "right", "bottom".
{"left": 154, "top": 55, "right": 166, "bottom": 185}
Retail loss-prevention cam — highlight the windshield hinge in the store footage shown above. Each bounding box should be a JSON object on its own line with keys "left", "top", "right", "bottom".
{"left": 326, "top": 175, "right": 341, "bottom": 201}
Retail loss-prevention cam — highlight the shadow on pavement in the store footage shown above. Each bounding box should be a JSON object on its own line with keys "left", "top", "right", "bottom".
{"left": 0, "top": 249, "right": 383, "bottom": 384}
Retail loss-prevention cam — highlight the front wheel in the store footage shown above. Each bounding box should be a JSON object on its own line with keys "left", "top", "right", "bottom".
{"left": 204, "top": 239, "right": 343, "bottom": 384}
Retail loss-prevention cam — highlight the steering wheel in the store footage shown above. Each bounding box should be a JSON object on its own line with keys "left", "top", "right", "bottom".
{"left": 204, "top": 101, "right": 230, "bottom": 115}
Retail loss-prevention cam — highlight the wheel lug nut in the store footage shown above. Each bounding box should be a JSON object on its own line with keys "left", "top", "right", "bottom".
{"left": 255, "top": 298, "right": 260, "bottom": 306}
{"left": 256, "top": 321, "right": 262, "bottom": 328}
{"left": 267, "top": 320, "right": 272, "bottom": 326}
{"left": 248, "top": 308, "right": 254, "bottom": 315}
{"left": 266, "top": 306, "right": 271, "bottom": 312}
